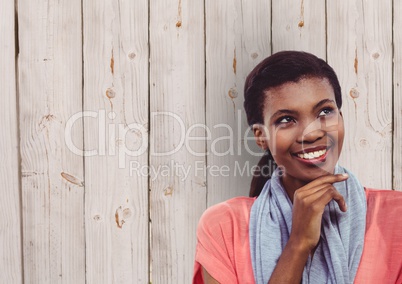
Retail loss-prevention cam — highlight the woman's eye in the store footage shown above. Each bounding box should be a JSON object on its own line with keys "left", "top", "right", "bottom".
{"left": 278, "top": 116, "right": 294, "bottom": 124}
{"left": 318, "top": 108, "right": 333, "bottom": 117}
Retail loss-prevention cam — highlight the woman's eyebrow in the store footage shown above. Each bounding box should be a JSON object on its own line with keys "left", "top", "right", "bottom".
{"left": 313, "top": 99, "right": 336, "bottom": 110}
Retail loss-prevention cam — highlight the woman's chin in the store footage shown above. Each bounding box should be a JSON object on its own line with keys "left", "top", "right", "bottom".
{"left": 281, "top": 163, "right": 337, "bottom": 184}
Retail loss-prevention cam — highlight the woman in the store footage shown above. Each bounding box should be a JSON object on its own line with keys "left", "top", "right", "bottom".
{"left": 193, "top": 51, "right": 402, "bottom": 283}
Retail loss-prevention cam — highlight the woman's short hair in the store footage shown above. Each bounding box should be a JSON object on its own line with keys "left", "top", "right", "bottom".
{"left": 243, "top": 50, "right": 342, "bottom": 127}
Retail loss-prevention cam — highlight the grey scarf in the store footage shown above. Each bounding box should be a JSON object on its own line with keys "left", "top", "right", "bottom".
{"left": 249, "top": 165, "right": 366, "bottom": 283}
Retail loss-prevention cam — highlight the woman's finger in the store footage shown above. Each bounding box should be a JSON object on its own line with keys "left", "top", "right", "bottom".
{"left": 310, "top": 186, "right": 347, "bottom": 212}
{"left": 297, "top": 173, "right": 349, "bottom": 194}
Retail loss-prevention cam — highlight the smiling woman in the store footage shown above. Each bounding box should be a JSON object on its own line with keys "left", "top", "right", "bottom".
{"left": 192, "top": 51, "right": 402, "bottom": 284}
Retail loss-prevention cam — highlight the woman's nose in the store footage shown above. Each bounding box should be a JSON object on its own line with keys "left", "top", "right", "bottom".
{"left": 296, "top": 119, "right": 325, "bottom": 144}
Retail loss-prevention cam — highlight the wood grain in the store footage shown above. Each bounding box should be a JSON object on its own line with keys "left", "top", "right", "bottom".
{"left": 6, "top": 1, "right": 402, "bottom": 282}
{"left": 272, "top": 0, "right": 326, "bottom": 58}
{"left": 18, "top": 0, "right": 85, "bottom": 282}
{"left": 327, "top": 0, "right": 393, "bottom": 189}
{"left": 83, "top": 0, "right": 149, "bottom": 282}
{"left": 0, "top": 0, "right": 22, "bottom": 282}
{"left": 205, "top": 0, "right": 271, "bottom": 206}
{"left": 149, "top": 0, "right": 206, "bottom": 282}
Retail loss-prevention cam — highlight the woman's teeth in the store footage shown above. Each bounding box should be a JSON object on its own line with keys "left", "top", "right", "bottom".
{"left": 297, "top": 149, "right": 327, "bottom": 160}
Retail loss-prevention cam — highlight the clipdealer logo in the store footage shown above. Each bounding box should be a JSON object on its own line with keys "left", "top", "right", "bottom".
{"left": 128, "top": 159, "right": 277, "bottom": 181}
{"left": 64, "top": 109, "right": 261, "bottom": 169}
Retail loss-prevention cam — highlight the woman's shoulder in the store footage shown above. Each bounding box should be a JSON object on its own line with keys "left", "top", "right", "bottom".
{"left": 194, "top": 196, "right": 256, "bottom": 284}
{"left": 364, "top": 187, "right": 402, "bottom": 242}
{"left": 365, "top": 187, "right": 402, "bottom": 219}
{"left": 196, "top": 196, "right": 256, "bottom": 241}
{"left": 357, "top": 188, "right": 402, "bottom": 283}
{"left": 198, "top": 196, "right": 256, "bottom": 227}
{"left": 365, "top": 187, "right": 402, "bottom": 201}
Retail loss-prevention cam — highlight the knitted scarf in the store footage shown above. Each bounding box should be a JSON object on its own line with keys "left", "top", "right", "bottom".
{"left": 249, "top": 165, "right": 366, "bottom": 283}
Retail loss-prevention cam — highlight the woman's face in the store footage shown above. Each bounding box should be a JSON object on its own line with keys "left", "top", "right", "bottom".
{"left": 253, "top": 77, "right": 344, "bottom": 189}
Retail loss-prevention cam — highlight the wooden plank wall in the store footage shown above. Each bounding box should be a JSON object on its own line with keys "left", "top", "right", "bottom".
{"left": 149, "top": 0, "right": 206, "bottom": 282}
{"left": 83, "top": 0, "right": 149, "bottom": 283}
{"left": 272, "top": 0, "right": 326, "bottom": 58}
{"left": 205, "top": 0, "right": 270, "bottom": 206}
{"left": 1, "top": 0, "right": 401, "bottom": 283}
{"left": 18, "top": 0, "right": 85, "bottom": 283}
{"left": 0, "top": 0, "right": 22, "bottom": 282}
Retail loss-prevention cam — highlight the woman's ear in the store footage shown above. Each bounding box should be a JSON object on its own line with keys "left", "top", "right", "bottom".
{"left": 252, "top": 124, "right": 268, "bottom": 150}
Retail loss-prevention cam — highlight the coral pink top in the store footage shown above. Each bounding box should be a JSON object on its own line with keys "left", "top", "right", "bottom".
{"left": 193, "top": 189, "right": 402, "bottom": 284}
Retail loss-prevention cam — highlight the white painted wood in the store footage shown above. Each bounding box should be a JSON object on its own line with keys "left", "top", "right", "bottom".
{"left": 0, "top": 0, "right": 22, "bottom": 283}
{"left": 18, "top": 0, "right": 85, "bottom": 282}
{"left": 327, "top": 0, "right": 393, "bottom": 189}
{"left": 149, "top": 0, "right": 206, "bottom": 282}
{"left": 83, "top": 0, "right": 149, "bottom": 283}
{"left": 11, "top": 1, "right": 401, "bottom": 282}
{"left": 205, "top": 0, "right": 271, "bottom": 206}
{"left": 272, "top": 0, "right": 326, "bottom": 58}
{"left": 394, "top": 0, "right": 402, "bottom": 191}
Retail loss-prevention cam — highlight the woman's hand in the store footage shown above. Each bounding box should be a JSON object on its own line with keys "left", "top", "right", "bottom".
{"left": 289, "top": 173, "right": 348, "bottom": 253}
{"left": 268, "top": 173, "right": 348, "bottom": 284}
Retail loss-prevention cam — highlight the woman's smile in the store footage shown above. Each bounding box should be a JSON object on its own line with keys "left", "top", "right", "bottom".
{"left": 292, "top": 145, "right": 329, "bottom": 163}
